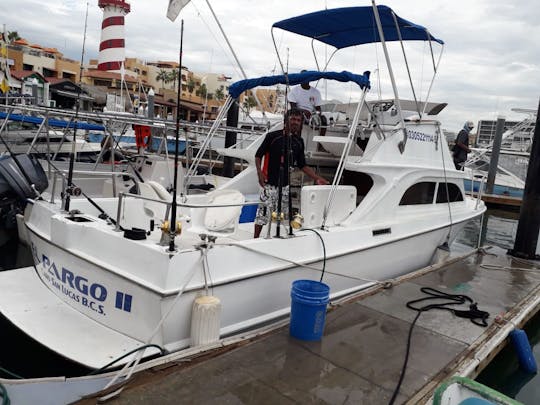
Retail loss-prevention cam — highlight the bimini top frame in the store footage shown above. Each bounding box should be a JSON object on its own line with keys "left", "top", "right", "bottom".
{"left": 270, "top": 2, "right": 445, "bottom": 153}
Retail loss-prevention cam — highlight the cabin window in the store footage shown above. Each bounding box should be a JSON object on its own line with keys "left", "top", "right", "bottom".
{"left": 436, "top": 183, "right": 464, "bottom": 203}
{"left": 399, "top": 182, "right": 435, "bottom": 205}
{"left": 342, "top": 170, "right": 374, "bottom": 204}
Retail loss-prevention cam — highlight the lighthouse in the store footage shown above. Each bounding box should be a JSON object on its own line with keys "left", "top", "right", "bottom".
{"left": 97, "top": 0, "right": 131, "bottom": 72}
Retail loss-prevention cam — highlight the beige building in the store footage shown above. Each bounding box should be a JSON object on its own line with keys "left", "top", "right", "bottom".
{"left": 8, "top": 38, "right": 80, "bottom": 82}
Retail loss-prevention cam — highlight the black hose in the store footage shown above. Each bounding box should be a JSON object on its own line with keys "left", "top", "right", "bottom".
{"left": 303, "top": 228, "right": 327, "bottom": 282}
{"left": 88, "top": 343, "right": 167, "bottom": 375}
{"left": 87, "top": 343, "right": 166, "bottom": 375}
{"left": 389, "top": 287, "right": 489, "bottom": 404}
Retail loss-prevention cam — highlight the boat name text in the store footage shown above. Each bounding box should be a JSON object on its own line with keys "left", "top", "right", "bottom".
{"left": 406, "top": 130, "right": 435, "bottom": 143}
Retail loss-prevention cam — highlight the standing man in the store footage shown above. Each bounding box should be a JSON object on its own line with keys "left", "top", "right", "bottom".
{"left": 453, "top": 120, "right": 474, "bottom": 170}
{"left": 288, "top": 70, "right": 327, "bottom": 136}
{"left": 254, "top": 109, "right": 329, "bottom": 238}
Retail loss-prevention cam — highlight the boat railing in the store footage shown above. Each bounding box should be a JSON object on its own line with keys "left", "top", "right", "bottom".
{"left": 114, "top": 191, "right": 260, "bottom": 233}
{"left": 475, "top": 173, "right": 486, "bottom": 209}
{"left": 49, "top": 169, "right": 141, "bottom": 203}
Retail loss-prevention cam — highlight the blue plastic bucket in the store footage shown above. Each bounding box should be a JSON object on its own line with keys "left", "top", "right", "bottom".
{"left": 290, "top": 279, "right": 330, "bottom": 341}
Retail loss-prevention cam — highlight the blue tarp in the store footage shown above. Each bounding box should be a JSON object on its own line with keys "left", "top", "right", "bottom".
{"left": 0, "top": 111, "right": 105, "bottom": 131}
{"left": 229, "top": 70, "right": 370, "bottom": 99}
{"left": 272, "top": 5, "right": 443, "bottom": 49}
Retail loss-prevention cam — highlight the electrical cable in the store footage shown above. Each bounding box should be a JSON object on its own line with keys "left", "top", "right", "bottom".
{"left": 388, "top": 287, "right": 490, "bottom": 405}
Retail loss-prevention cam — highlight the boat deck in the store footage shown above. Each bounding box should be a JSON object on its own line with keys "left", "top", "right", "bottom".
{"left": 76, "top": 246, "right": 540, "bottom": 404}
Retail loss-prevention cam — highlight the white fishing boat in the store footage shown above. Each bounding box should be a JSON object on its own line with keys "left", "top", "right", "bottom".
{"left": 0, "top": 4, "right": 485, "bottom": 404}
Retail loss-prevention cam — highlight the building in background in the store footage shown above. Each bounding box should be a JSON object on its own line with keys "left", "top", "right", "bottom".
{"left": 476, "top": 119, "right": 536, "bottom": 151}
{"left": 7, "top": 39, "right": 79, "bottom": 81}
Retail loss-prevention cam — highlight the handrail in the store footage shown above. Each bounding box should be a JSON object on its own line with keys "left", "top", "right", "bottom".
{"left": 48, "top": 168, "right": 140, "bottom": 202}
{"left": 115, "top": 191, "right": 261, "bottom": 232}
{"left": 321, "top": 85, "right": 369, "bottom": 229}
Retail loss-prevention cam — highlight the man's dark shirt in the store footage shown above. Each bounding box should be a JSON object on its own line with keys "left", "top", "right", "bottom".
{"left": 453, "top": 129, "right": 469, "bottom": 162}
{"left": 255, "top": 130, "right": 306, "bottom": 186}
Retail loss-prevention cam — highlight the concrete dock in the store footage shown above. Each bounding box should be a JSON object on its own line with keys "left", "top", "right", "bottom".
{"left": 77, "top": 246, "right": 540, "bottom": 404}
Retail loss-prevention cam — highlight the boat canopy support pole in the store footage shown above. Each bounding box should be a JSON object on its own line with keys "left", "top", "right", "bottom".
{"left": 421, "top": 43, "right": 444, "bottom": 116}
{"left": 321, "top": 85, "right": 369, "bottom": 229}
{"left": 25, "top": 113, "right": 48, "bottom": 154}
{"left": 183, "top": 95, "right": 234, "bottom": 194}
{"left": 390, "top": 12, "right": 421, "bottom": 118}
{"left": 371, "top": 0, "right": 408, "bottom": 154}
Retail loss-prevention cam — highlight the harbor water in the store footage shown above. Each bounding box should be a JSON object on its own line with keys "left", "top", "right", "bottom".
{"left": 1, "top": 208, "right": 539, "bottom": 403}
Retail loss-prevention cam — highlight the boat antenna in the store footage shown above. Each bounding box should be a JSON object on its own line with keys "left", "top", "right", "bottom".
{"left": 64, "top": 1, "right": 89, "bottom": 212}
{"left": 168, "top": 19, "right": 184, "bottom": 252}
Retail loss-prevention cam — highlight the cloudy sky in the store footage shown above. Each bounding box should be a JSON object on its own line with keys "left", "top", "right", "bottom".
{"left": 1, "top": 0, "right": 539, "bottom": 131}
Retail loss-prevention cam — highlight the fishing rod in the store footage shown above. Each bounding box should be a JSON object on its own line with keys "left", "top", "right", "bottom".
{"left": 64, "top": 1, "right": 89, "bottom": 212}
{"left": 168, "top": 19, "right": 184, "bottom": 252}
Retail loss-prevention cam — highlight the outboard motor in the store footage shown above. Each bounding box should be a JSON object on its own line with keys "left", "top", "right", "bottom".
{"left": 0, "top": 154, "right": 48, "bottom": 235}
{"left": 0, "top": 154, "right": 48, "bottom": 199}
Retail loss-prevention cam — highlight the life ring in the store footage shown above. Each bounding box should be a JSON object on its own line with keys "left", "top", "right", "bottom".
{"left": 134, "top": 125, "right": 151, "bottom": 148}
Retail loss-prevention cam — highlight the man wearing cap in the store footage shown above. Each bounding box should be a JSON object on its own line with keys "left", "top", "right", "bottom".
{"left": 453, "top": 121, "right": 474, "bottom": 170}
{"left": 253, "top": 108, "right": 329, "bottom": 238}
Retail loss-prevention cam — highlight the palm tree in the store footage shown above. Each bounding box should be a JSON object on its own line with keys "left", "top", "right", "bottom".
{"left": 242, "top": 95, "right": 257, "bottom": 114}
{"left": 196, "top": 83, "right": 208, "bottom": 98}
{"left": 215, "top": 85, "right": 225, "bottom": 101}
{"left": 156, "top": 69, "right": 168, "bottom": 90}
{"left": 168, "top": 69, "right": 179, "bottom": 91}
{"left": 7, "top": 31, "right": 20, "bottom": 44}
{"left": 187, "top": 78, "right": 195, "bottom": 94}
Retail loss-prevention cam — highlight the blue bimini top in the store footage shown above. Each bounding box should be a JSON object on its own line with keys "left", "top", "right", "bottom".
{"left": 272, "top": 5, "right": 443, "bottom": 49}
{"left": 228, "top": 70, "right": 370, "bottom": 99}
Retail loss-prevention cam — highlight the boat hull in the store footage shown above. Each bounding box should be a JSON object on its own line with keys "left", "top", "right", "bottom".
{"left": 23, "top": 211, "right": 469, "bottom": 368}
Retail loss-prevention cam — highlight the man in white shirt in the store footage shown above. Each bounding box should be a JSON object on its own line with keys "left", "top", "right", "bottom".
{"left": 287, "top": 70, "right": 327, "bottom": 136}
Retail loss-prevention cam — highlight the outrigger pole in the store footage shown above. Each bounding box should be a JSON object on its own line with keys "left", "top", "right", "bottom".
{"left": 169, "top": 19, "right": 184, "bottom": 252}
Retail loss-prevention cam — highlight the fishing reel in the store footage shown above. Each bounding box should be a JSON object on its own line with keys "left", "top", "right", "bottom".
{"left": 290, "top": 213, "right": 304, "bottom": 230}
{"left": 160, "top": 220, "right": 182, "bottom": 235}
{"left": 271, "top": 211, "right": 284, "bottom": 222}
{"left": 159, "top": 220, "right": 182, "bottom": 246}
{"left": 66, "top": 185, "right": 82, "bottom": 197}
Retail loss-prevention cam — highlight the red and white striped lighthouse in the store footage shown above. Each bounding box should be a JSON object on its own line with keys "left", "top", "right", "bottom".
{"left": 97, "top": 0, "right": 131, "bottom": 72}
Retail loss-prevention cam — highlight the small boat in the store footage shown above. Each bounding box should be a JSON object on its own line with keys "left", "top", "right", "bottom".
{"left": 87, "top": 130, "right": 187, "bottom": 155}
{"left": 462, "top": 110, "right": 537, "bottom": 200}
{"left": 432, "top": 376, "right": 523, "bottom": 405}
{"left": 0, "top": 3, "right": 485, "bottom": 403}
